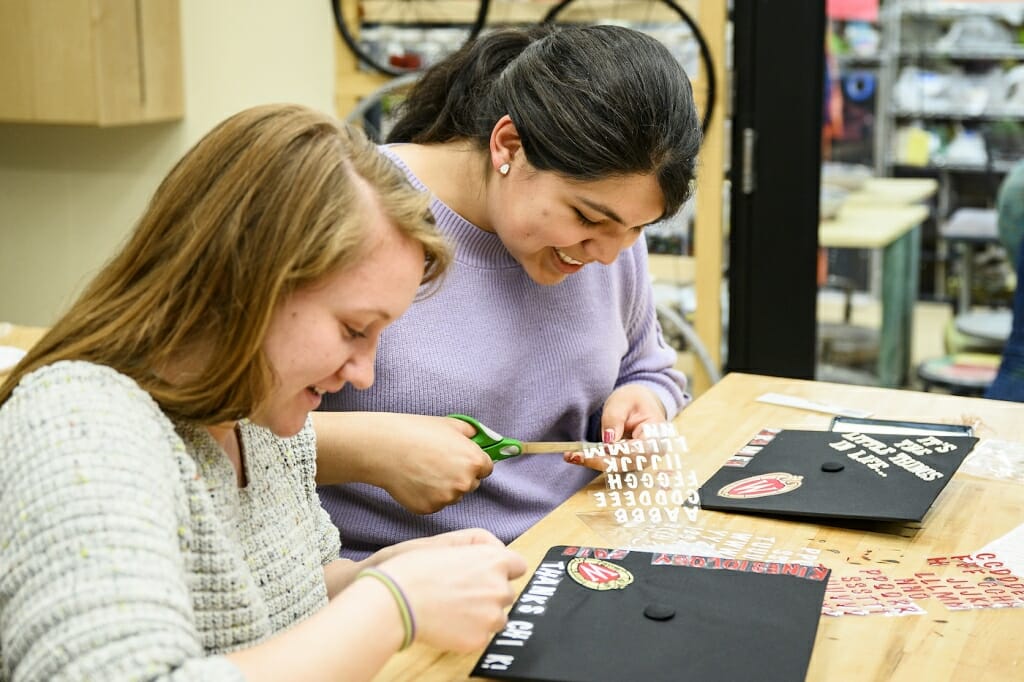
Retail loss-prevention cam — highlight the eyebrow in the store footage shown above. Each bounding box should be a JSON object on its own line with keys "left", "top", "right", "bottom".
{"left": 578, "top": 197, "right": 627, "bottom": 227}
{"left": 349, "top": 308, "right": 392, "bottom": 323}
{"left": 578, "top": 197, "right": 664, "bottom": 230}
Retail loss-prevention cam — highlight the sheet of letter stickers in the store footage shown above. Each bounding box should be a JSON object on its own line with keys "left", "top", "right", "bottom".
{"left": 577, "top": 424, "right": 824, "bottom": 564}
{"left": 576, "top": 515, "right": 824, "bottom": 569}
{"left": 582, "top": 422, "right": 701, "bottom": 527}
{"left": 821, "top": 541, "right": 1024, "bottom": 617}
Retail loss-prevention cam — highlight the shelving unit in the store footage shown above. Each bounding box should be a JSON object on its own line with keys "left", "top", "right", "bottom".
{"left": 873, "top": 0, "right": 1023, "bottom": 302}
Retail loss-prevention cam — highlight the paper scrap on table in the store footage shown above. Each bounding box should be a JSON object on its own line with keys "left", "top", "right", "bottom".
{"left": 0, "top": 345, "right": 27, "bottom": 373}
{"left": 974, "top": 522, "right": 1024, "bottom": 581}
{"left": 960, "top": 439, "right": 1024, "bottom": 485}
{"left": 756, "top": 392, "right": 872, "bottom": 418}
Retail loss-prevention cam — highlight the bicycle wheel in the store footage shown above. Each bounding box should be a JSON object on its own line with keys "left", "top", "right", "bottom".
{"left": 344, "top": 72, "right": 421, "bottom": 143}
{"left": 333, "top": 0, "right": 491, "bottom": 77}
{"left": 543, "top": 0, "right": 716, "bottom": 136}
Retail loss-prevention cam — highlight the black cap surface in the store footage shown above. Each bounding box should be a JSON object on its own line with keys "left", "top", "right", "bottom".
{"left": 698, "top": 429, "right": 977, "bottom": 523}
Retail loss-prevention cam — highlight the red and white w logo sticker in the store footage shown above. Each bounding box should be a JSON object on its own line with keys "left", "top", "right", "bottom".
{"left": 567, "top": 558, "right": 634, "bottom": 591}
{"left": 718, "top": 472, "right": 803, "bottom": 499}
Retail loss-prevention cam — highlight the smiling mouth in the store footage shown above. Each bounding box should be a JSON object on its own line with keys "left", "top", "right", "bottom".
{"left": 554, "top": 247, "right": 584, "bottom": 266}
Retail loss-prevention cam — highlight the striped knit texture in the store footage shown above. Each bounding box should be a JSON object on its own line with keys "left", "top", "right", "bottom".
{"left": 318, "top": 147, "right": 689, "bottom": 560}
{"left": 0, "top": 362, "right": 341, "bottom": 681}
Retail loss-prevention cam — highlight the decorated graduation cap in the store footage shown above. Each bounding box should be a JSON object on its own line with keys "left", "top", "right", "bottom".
{"left": 471, "top": 545, "right": 829, "bottom": 682}
{"left": 699, "top": 429, "right": 978, "bottom": 523}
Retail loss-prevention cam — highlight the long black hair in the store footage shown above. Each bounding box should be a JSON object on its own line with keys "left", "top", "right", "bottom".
{"left": 387, "top": 24, "right": 702, "bottom": 218}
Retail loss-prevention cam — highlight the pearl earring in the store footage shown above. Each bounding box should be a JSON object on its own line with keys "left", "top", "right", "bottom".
{"left": 499, "top": 162, "right": 510, "bottom": 176}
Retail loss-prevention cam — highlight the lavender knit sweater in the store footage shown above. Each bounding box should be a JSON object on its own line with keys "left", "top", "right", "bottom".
{"left": 318, "top": 149, "right": 688, "bottom": 558}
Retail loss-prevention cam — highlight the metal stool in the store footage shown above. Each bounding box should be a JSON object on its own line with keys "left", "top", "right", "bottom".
{"left": 917, "top": 353, "right": 1000, "bottom": 396}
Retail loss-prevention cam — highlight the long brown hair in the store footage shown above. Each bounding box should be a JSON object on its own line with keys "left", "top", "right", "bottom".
{"left": 0, "top": 104, "right": 450, "bottom": 422}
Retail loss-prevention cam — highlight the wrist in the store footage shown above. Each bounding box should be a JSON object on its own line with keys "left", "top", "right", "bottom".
{"left": 356, "top": 567, "right": 417, "bottom": 650}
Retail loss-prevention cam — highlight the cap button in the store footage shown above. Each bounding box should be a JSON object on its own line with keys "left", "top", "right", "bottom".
{"left": 821, "top": 461, "right": 845, "bottom": 473}
{"left": 643, "top": 603, "right": 676, "bottom": 621}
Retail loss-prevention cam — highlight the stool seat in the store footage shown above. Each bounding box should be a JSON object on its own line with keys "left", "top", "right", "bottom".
{"left": 954, "top": 309, "right": 1012, "bottom": 345}
{"left": 917, "top": 353, "right": 1000, "bottom": 396}
{"left": 944, "top": 317, "right": 1004, "bottom": 356}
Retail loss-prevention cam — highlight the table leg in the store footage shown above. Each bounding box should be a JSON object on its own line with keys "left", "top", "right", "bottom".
{"left": 878, "top": 224, "right": 920, "bottom": 388}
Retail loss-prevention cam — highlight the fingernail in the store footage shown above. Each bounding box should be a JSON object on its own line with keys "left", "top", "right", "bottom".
{"left": 603, "top": 428, "right": 615, "bottom": 444}
{"left": 565, "top": 453, "right": 583, "bottom": 465}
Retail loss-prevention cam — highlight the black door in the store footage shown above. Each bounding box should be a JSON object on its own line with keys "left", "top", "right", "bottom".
{"left": 728, "top": 2, "right": 825, "bottom": 379}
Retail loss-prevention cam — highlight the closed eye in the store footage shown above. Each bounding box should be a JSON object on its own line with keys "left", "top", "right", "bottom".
{"left": 574, "top": 208, "right": 600, "bottom": 227}
{"left": 343, "top": 324, "right": 367, "bottom": 340}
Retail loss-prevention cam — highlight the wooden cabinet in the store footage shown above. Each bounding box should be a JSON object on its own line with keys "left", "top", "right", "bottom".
{"left": 0, "top": 0, "right": 183, "bottom": 126}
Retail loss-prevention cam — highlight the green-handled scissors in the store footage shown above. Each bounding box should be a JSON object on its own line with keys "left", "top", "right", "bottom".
{"left": 448, "top": 414, "right": 589, "bottom": 461}
{"left": 448, "top": 413, "right": 524, "bottom": 461}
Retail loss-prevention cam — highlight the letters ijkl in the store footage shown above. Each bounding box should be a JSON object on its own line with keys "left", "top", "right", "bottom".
{"left": 829, "top": 433, "right": 956, "bottom": 481}
{"left": 588, "top": 422, "right": 701, "bottom": 525}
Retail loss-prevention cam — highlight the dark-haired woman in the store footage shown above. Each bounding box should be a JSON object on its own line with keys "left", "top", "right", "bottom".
{"left": 316, "top": 24, "right": 703, "bottom": 559}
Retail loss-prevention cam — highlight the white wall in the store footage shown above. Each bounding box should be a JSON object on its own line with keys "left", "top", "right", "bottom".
{"left": 0, "top": 0, "right": 335, "bottom": 325}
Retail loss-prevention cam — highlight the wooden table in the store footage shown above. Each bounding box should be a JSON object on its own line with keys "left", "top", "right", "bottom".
{"left": 819, "top": 177, "right": 938, "bottom": 388}
{"left": 843, "top": 178, "right": 939, "bottom": 207}
{"left": 0, "top": 322, "right": 47, "bottom": 380}
{"left": 377, "top": 373, "right": 1024, "bottom": 682}
{"left": 820, "top": 204, "right": 928, "bottom": 388}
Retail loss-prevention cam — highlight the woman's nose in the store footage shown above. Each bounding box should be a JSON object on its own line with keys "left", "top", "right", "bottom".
{"left": 338, "top": 343, "right": 377, "bottom": 389}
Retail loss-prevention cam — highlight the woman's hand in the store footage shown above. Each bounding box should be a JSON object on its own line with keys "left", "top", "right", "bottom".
{"left": 562, "top": 384, "right": 668, "bottom": 472}
{"left": 599, "top": 384, "right": 668, "bottom": 442}
{"left": 314, "top": 413, "right": 494, "bottom": 513}
{"left": 236, "top": 530, "right": 525, "bottom": 680}
{"left": 375, "top": 533, "right": 528, "bottom": 652}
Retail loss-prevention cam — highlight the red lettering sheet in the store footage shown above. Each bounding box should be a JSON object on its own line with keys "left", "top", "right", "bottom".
{"left": 823, "top": 551, "right": 1024, "bottom": 617}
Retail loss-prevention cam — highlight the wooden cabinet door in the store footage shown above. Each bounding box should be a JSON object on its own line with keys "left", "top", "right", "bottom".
{"left": 0, "top": 0, "right": 183, "bottom": 125}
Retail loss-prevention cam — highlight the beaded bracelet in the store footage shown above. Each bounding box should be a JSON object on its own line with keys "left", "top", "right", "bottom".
{"left": 357, "top": 567, "right": 416, "bottom": 650}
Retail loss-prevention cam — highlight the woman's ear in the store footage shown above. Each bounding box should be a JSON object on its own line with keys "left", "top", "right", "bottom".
{"left": 489, "top": 115, "right": 522, "bottom": 176}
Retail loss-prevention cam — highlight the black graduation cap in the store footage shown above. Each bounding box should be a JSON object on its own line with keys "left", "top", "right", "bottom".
{"left": 471, "top": 545, "right": 830, "bottom": 682}
{"left": 698, "top": 429, "right": 978, "bottom": 523}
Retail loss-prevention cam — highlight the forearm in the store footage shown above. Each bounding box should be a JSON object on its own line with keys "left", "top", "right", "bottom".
{"left": 227, "top": 576, "right": 403, "bottom": 682}
{"left": 311, "top": 411, "right": 395, "bottom": 486}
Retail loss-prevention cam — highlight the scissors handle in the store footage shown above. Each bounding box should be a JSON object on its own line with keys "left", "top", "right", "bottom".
{"left": 448, "top": 414, "right": 524, "bottom": 461}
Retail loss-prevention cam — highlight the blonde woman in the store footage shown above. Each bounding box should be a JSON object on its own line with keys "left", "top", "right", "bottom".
{"left": 0, "top": 104, "right": 525, "bottom": 682}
